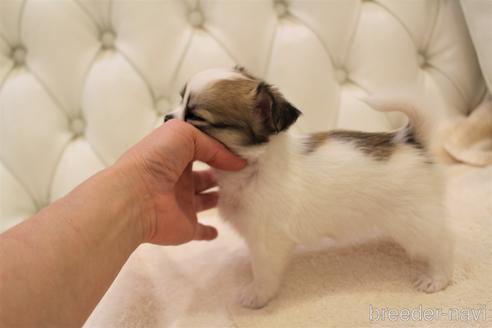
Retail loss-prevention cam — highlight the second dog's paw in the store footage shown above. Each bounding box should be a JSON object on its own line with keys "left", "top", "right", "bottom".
{"left": 238, "top": 283, "right": 272, "bottom": 309}
{"left": 413, "top": 272, "right": 450, "bottom": 293}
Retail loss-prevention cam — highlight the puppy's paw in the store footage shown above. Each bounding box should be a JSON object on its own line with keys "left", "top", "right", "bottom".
{"left": 238, "top": 283, "right": 272, "bottom": 309}
{"left": 413, "top": 272, "right": 450, "bottom": 293}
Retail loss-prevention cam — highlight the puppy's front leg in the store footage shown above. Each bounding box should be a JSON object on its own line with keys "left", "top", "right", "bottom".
{"left": 239, "top": 235, "right": 295, "bottom": 309}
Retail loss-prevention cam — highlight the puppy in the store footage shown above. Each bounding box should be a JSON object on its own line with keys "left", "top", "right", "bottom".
{"left": 165, "top": 67, "right": 453, "bottom": 309}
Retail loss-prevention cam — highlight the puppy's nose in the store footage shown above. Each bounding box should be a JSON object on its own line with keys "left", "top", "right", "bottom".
{"left": 164, "top": 114, "right": 174, "bottom": 122}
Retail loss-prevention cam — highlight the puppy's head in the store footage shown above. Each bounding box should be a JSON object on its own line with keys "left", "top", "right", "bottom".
{"left": 165, "top": 67, "right": 301, "bottom": 152}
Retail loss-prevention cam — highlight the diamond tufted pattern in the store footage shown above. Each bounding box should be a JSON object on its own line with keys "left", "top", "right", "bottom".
{"left": 0, "top": 0, "right": 486, "bottom": 230}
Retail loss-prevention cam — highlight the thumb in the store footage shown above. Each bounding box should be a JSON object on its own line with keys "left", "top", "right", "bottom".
{"left": 189, "top": 124, "right": 246, "bottom": 171}
{"left": 193, "top": 223, "right": 218, "bottom": 241}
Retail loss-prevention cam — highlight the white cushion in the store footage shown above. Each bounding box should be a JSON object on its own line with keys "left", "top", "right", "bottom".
{"left": 0, "top": 1, "right": 485, "bottom": 229}
{"left": 461, "top": 0, "right": 492, "bottom": 93}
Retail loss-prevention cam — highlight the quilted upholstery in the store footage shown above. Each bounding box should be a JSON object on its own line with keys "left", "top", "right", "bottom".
{"left": 461, "top": 0, "right": 492, "bottom": 92}
{"left": 0, "top": 0, "right": 486, "bottom": 230}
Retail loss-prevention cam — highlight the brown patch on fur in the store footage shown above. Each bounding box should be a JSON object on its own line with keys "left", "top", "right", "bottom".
{"left": 188, "top": 78, "right": 270, "bottom": 145}
{"left": 186, "top": 76, "right": 300, "bottom": 147}
{"left": 303, "top": 132, "right": 331, "bottom": 154}
{"left": 401, "top": 124, "right": 424, "bottom": 150}
{"left": 304, "top": 130, "right": 397, "bottom": 160}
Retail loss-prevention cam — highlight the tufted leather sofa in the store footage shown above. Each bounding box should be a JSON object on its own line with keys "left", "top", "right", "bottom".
{"left": 0, "top": 0, "right": 486, "bottom": 230}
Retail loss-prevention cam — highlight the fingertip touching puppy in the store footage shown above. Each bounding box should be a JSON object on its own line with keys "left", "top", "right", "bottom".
{"left": 165, "top": 66, "right": 454, "bottom": 309}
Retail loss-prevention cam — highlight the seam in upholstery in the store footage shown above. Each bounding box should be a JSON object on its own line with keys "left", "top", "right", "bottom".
{"left": 420, "top": 0, "right": 468, "bottom": 110}
{"left": 58, "top": 0, "right": 116, "bottom": 172}
{"left": 202, "top": 26, "right": 241, "bottom": 66}
{"left": 288, "top": 12, "right": 335, "bottom": 69}
{"left": 331, "top": 2, "right": 364, "bottom": 129}
{"left": 421, "top": 1, "right": 467, "bottom": 105}
{"left": 346, "top": 78, "right": 370, "bottom": 95}
{"left": 371, "top": 0, "right": 418, "bottom": 50}
{"left": 76, "top": 45, "right": 106, "bottom": 120}
{"left": 44, "top": 134, "right": 110, "bottom": 203}
{"left": 0, "top": 67, "right": 38, "bottom": 210}
{"left": 459, "top": 1, "right": 488, "bottom": 112}
{"left": 18, "top": 0, "right": 71, "bottom": 120}
{"left": 0, "top": 66, "right": 14, "bottom": 91}
{"left": 465, "top": 86, "right": 488, "bottom": 115}
{"left": 116, "top": 49, "right": 157, "bottom": 101}
{"left": 73, "top": 0, "right": 103, "bottom": 30}
{"left": 25, "top": 64, "right": 71, "bottom": 120}
{"left": 21, "top": 0, "right": 98, "bottom": 121}
{"left": 340, "top": 2, "right": 362, "bottom": 66}
{"left": 198, "top": 1, "right": 252, "bottom": 67}
{"left": 86, "top": 139, "right": 109, "bottom": 167}
{"left": 16, "top": 0, "right": 27, "bottom": 45}
{"left": 0, "top": 33, "right": 12, "bottom": 48}
{"left": 423, "top": 0, "right": 440, "bottom": 51}
{"left": 108, "top": 0, "right": 114, "bottom": 30}
{"left": 108, "top": 0, "right": 156, "bottom": 101}
{"left": 161, "top": 0, "right": 195, "bottom": 99}
{"left": 78, "top": 50, "right": 100, "bottom": 117}
{"left": 70, "top": 0, "right": 108, "bottom": 122}
{"left": 0, "top": 158, "right": 41, "bottom": 210}
{"left": 262, "top": 17, "right": 278, "bottom": 78}
{"left": 193, "top": 0, "right": 201, "bottom": 12}
{"left": 1, "top": 67, "right": 70, "bottom": 207}
{"left": 427, "top": 63, "right": 468, "bottom": 106}
{"left": 166, "top": 28, "right": 194, "bottom": 99}
{"left": 471, "top": 85, "right": 487, "bottom": 114}
{"left": 45, "top": 137, "right": 73, "bottom": 204}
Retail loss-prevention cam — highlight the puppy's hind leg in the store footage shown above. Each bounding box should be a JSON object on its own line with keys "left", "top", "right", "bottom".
{"left": 239, "top": 233, "right": 295, "bottom": 309}
{"left": 411, "top": 233, "right": 453, "bottom": 293}
{"left": 391, "top": 209, "right": 453, "bottom": 293}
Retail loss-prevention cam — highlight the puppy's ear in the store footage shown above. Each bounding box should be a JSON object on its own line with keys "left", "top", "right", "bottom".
{"left": 254, "top": 82, "right": 274, "bottom": 130}
{"left": 254, "top": 82, "right": 302, "bottom": 133}
{"left": 273, "top": 99, "right": 302, "bottom": 132}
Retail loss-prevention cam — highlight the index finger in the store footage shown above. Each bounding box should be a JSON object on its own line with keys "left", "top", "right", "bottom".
{"left": 165, "top": 119, "right": 246, "bottom": 171}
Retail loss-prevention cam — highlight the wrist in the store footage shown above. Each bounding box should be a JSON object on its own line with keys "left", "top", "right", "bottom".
{"left": 108, "top": 161, "right": 157, "bottom": 244}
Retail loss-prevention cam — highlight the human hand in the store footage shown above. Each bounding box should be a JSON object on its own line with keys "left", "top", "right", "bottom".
{"left": 114, "top": 119, "right": 246, "bottom": 245}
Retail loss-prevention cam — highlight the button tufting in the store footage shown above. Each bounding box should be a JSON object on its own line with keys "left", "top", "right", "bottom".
{"left": 335, "top": 68, "right": 348, "bottom": 83}
{"left": 12, "top": 46, "right": 26, "bottom": 65}
{"left": 101, "top": 31, "right": 116, "bottom": 49}
{"left": 417, "top": 52, "right": 427, "bottom": 67}
{"left": 188, "top": 10, "right": 204, "bottom": 28}
{"left": 156, "top": 98, "right": 171, "bottom": 115}
{"left": 274, "top": 0, "right": 288, "bottom": 17}
{"left": 71, "top": 118, "right": 86, "bottom": 136}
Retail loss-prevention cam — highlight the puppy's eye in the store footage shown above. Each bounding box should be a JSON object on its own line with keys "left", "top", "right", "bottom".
{"left": 210, "top": 123, "right": 229, "bottom": 129}
{"left": 185, "top": 111, "right": 206, "bottom": 122}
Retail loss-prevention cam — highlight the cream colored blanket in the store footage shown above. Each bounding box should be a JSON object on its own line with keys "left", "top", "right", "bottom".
{"left": 444, "top": 99, "right": 492, "bottom": 167}
{"left": 85, "top": 163, "right": 491, "bottom": 328}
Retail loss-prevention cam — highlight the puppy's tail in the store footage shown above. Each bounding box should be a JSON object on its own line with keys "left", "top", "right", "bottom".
{"left": 363, "top": 96, "right": 434, "bottom": 149}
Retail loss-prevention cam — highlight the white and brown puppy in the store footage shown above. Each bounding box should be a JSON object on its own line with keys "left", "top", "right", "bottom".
{"left": 165, "top": 67, "right": 453, "bottom": 309}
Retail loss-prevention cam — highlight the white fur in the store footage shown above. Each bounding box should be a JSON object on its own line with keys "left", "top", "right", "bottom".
{"left": 187, "top": 68, "right": 243, "bottom": 95}
{"left": 215, "top": 132, "right": 453, "bottom": 309}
